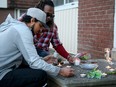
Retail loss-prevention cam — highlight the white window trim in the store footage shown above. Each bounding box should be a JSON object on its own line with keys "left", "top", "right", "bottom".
{"left": 55, "top": 1, "right": 78, "bottom": 11}
{"left": 14, "top": 9, "right": 26, "bottom": 19}
{"left": 14, "top": 9, "right": 20, "bottom": 19}
{"left": 113, "top": 0, "right": 116, "bottom": 48}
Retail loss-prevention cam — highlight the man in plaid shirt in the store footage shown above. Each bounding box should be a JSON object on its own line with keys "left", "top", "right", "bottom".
{"left": 33, "top": 0, "right": 81, "bottom": 63}
{"left": 34, "top": 24, "right": 61, "bottom": 53}
{"left": 34, "top": 23, "right": 71, "bottom": 58}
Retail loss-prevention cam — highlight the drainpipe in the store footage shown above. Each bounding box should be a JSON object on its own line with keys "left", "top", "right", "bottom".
{"left": 111, "top": 0, "right": 116, "bottom": 60}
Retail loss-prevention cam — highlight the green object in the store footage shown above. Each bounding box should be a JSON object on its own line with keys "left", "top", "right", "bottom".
{"left": 57, "top": 58, "right": 62, "bottom": 63}
{"left": 80, "top": 55, "right": 88, "bottom": 60}
{"left": 106, "top": 71, "right": 116, "bottom": 75}
{"left": 87, "top": 69, "right": 102, "bottom": 79}
{"left": 80, "top": 54, "right": 90, "bottom": 60}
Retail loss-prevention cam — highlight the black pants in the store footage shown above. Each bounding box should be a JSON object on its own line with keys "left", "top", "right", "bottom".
{"left": 0, "top": 68, "right": 47, "bottom": 87}
{"left": 36, "top": 48, "right": 50, "bottom": 57}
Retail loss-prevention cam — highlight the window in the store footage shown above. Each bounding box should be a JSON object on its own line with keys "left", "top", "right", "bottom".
{"left": 53, "top": 0, "right": 78, "bottom": 7}
{"left": 53, "top": 0, "right": 64, "bottom": 6}
{"left": 66, "top": 0, "right": 77, "bottom": 3}
{"left": 53, "top": 0, "right": 78, "bottom": 11}
{"left": 14, "top": 9, "right": 26, "bottom": 19}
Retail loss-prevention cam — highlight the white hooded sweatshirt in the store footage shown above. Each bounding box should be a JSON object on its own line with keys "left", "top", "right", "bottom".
{"left": 0, "top": 14, "right": 60, "bottom": 80}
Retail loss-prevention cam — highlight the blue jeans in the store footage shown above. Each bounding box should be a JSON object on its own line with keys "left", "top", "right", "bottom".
{"left": 36, "top": 48, "right": 50, "bottom": 57}
{"left": 0, "top": 67, "right": 47, "bottom": 87}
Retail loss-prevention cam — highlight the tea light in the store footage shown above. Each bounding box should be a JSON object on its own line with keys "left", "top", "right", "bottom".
{"left": 63, "top": 60, "right": 69, "bottom": 64}
{"left": 106, "top": 66, "right": 111, "bottom": 69}
{"left": 57, "top": 63, "right": 62, "bottom": 67}
{"left": 53, "top": 51, "right": 58, "bottom": 58}
{"left": 109, "top": 68, "right": 115, "bottom": 72}
{"left": 66, "top": 65, "right": 71, "bottom": 68}
{"left": 102, "top": 73, "right": 107, "bottom": 77}
{"left": 80, "top": 74, "right": 86, "bottom": 78}
{"left": 74, "top": 59, "right": 80, "bottom": 66}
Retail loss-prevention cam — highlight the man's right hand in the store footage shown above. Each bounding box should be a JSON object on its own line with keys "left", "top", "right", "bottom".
{"left": 59, "top": 67, "right": 75, "bottom": 77}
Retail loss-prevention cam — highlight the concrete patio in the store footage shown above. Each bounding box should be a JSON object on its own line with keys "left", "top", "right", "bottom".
{"left": 47, "top": 59, "right": 116, "bottom": 87}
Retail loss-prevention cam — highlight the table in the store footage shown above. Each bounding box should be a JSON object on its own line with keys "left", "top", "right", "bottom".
{"left": 48, "top": 59, "right": 116, "bottom": 87}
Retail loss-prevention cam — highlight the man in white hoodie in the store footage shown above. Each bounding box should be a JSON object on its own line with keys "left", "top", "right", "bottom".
{"left": 0, "top": 8, "right": 74, "bottom": 87}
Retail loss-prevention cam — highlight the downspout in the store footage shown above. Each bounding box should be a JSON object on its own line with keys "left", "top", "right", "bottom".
{"left": 111, "top": 0, "right": 116, "bottom": 60}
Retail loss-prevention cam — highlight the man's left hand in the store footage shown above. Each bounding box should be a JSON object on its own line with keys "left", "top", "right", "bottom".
{"left": 43, "top": 55, "right": 57, "bottom": 64}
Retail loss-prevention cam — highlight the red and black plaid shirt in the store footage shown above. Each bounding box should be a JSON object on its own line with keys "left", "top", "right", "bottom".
{"left": 34, "top": 24, "right": 62, "bottom": 51}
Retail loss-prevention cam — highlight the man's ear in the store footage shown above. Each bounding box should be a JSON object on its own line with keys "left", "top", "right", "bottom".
{"left": 30, "top": 18, "right": 35, "bottom": 27}
{"left": 30, "top": 18, "right": 35, "bottom": 23}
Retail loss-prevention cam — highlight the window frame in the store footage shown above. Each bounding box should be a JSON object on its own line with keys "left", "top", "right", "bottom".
{"left": 54, "top": 0, "right": 78, "bottom": 11}
{"left": 14, "top": 9, "right": 26, "bottom": 19}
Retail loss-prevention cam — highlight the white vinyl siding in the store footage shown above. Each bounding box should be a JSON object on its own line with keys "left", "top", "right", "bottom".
{"left": 54, "top": 7, "right": 78, "bottom": 54}
{"left": 114, "top": 0, "right": 116, "bottom": 48}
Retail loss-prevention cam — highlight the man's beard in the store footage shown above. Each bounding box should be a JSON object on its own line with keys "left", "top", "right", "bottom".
{"left": 46, "top": 20, "right": 54, "bottom": 28}
{"left": 31, "top": 24, "right": 35, "bottom": 36}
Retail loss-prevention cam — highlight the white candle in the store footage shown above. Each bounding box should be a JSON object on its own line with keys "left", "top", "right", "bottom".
{"left": 57, "top": 63, "right": 62, "bottom": 67}
{"left": 109, "top": 68, "right": 115, "bottom": 72}
{"left": 102, "top": 73, "right": 107, "bottom": 77}
{"left": 74, "top": 59, "right": 80, "bottom": 65}
{"left": 53, "top": 51, "right": 58, "bottom": 58}
{"left": 80, "top": 74, "right": 86, "bottom": 77}
{"left": 66, "top": 65, "right": 71, "bottom": 68}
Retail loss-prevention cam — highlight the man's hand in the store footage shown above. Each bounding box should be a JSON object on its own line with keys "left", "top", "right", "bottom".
{"left": 43, "top": 55, "right": 57, "bottom": 64}
{"left": 67, "top": 55, "right": 81, "bottom": 64}
{"left": 59, "top": 67, "right": 75, "bottom": 77}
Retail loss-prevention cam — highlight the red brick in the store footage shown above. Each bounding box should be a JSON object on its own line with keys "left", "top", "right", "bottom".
{"left": 78, "top": 0, "right": 114, "bottom": 58}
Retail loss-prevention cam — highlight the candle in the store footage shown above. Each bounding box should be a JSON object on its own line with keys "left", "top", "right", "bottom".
{"left": 57, "top": 63, "right": 62, "bottom": 67}
{"left": 106, "top": 66, "right": 111, "bottom": 69}
{"left": 102, "top": 73, "right": 107, "bottom": 77}
{"left": 53, "top": 51, "right": 58, "bottom": 58}
{"left": 74, "top": 58, "right": 80, "bottom": 66}
{"left": 66, "top": 65, "right": 71, "bottom": 68}
{"left": 80, "top": 74, "right": 86, "bottom": 78}
{"left": 109, "top": 68, "right": 115, "bottom": 72}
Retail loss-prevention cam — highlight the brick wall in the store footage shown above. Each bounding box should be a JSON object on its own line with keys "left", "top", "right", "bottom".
{"left": 8, "top": 0, "right": 40, "bottom": 9}
{"left": 78, "top": 0, "right": 114, "bottom": 59}
{"left": 0, "top": 8, "right": 14, "bottom": 23}
{"left": 0, "top": 0, "right": 40, "bottom": 23}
